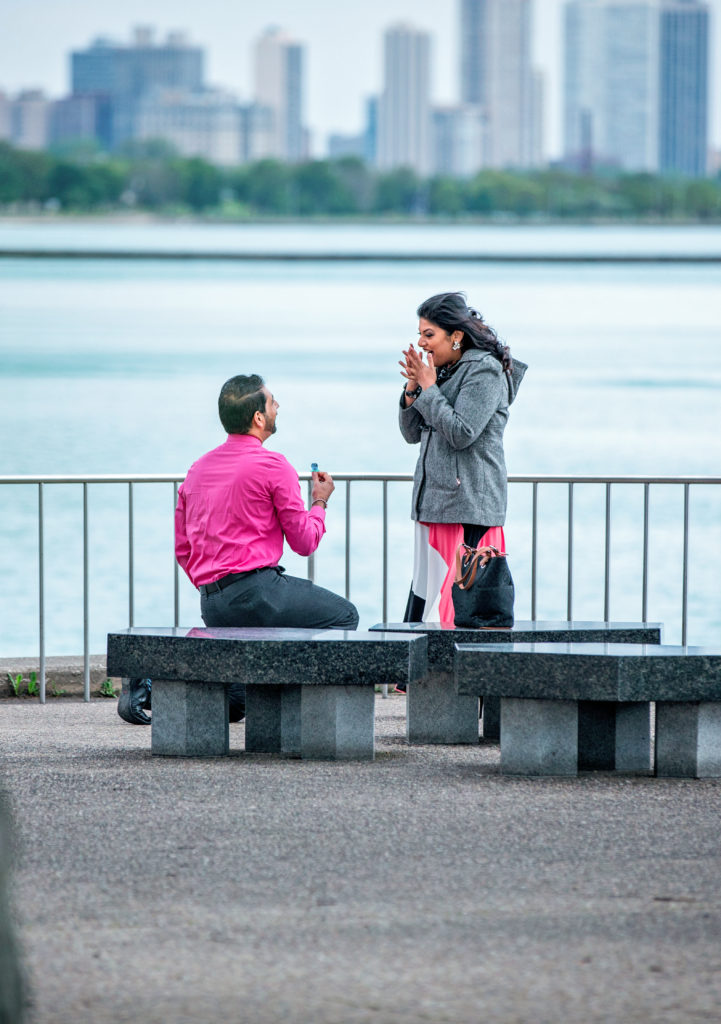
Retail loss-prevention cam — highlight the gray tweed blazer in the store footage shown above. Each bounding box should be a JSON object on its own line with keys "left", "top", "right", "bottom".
{"left": 398, "top": 348, "right": 527, "bottom": 525}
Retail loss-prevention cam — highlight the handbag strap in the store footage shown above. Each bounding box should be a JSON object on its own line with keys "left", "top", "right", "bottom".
{"left": 455, "top": 545, "right": 501, "bottom": 590}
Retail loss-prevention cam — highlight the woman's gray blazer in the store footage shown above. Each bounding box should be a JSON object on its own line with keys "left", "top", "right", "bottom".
{"left": 399, "top": 349, "right": 527, "bottom": 525}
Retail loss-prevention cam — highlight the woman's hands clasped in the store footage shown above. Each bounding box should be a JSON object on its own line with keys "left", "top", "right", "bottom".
{"left": 399, "top": 344, "right": 436, "bottom": 403}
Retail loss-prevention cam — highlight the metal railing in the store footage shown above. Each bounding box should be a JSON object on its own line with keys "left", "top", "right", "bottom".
{"left": 1, "top": 472, "right": 720, "bottom": 702}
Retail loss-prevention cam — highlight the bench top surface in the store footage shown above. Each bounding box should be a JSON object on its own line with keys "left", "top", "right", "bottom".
{"left": 374, "top": 620, "right": 663, "bottom": 635}
{"left": 455, "top": 642, "right": 721, "bottom": 701}
{"left": 455, "top": 641, "right": 721, "bottom": 658}
{"left": 111, "top": 626, "right": 419, "bottom": 643}
{"left": 371, "top": 621, "right": 663, "bottom": 669}
{"left": 107, "top": 627, "right": 427, "bottom": 686}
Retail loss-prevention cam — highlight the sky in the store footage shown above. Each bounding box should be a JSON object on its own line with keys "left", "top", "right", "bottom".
{"left": 3, "top": 0, "right": 720, "bottom": 159}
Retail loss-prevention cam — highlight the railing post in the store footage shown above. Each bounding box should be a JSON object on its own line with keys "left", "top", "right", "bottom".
{"left": 83, "top": 483, "right": 90, "bottom": 701}
{"left": 38, "top": 482, "right": 46, "bottom": 704}
{"left": 128, "top": 482, "right": 134, "bottom": 627}
{"left": 382, "top": 480, "right": 388, "bottom": 624}
{"left": 345, "top": 480, "right": 351, "bottom": 600}
{"left": 682, "top": 483, "right": 689, "bottom": 646}
{"left": 173, "top": 482, "right": 180, "bottom": 627}
{"left": 567, "top": 482, "right": 574, "bottom": 620}
{"left": 531, "top": 482, "right": 538, "bottom": 621}
{"left": 382, "top": 480, "right": 389, "bottom": 698}
{"left": 642, "top": 483, "right": 650, "bottom": 622}
{"left": 307, "top": 479, "right": 315, "bottom": 582}
{"left": 604, "top": 483, "right": 611, "bottom": 621}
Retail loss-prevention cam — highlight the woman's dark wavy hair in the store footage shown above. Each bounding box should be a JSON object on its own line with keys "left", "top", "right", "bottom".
{"left": 417, "top": 291, "right": 512, "bottom": 374}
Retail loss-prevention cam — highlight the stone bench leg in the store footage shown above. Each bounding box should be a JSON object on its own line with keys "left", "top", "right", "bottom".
{"left": 300, "top": 686, "right": 376, "bottom": 760}
{"left": 245, "top": 686, "right": 301, "bottom": 755}
{"left": 407, "top": 670, "right": 479, "bottom": 744}
{"left": 578, "top": 701, "right": 652, "bottom": 771}
{"left": 501, "top": 698, "right": 578, "bottom": 776}
{"left": 151, "top": 679, "right": 229, "bottom": 757}
{"left": 655, "top": 702, "right": 721, "bottom": 778}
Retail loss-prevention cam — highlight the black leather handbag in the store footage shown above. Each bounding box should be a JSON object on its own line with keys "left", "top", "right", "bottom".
{"left": 452, "top": 544, "right": 515, "bottom": 629}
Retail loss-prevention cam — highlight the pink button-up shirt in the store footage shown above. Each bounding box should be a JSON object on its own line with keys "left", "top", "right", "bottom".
{"left": 175, "top": 434, "right": 326, "bottom": 588}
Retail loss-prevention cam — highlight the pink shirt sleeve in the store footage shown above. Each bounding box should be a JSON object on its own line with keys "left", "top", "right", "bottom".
{"left": 174, "top": 485, "right": 192, "bottom": 577}
{"left": 272, "top": 458, "right": 326, "bottom": 556}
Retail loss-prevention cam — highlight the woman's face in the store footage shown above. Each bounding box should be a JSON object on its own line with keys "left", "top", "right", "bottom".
{"left": 417, "top": 317, "right": 462, "bottom": 367}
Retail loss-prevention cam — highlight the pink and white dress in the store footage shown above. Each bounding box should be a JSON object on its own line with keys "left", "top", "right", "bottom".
{"left": 404, "top": 522, "right": 506, "bottom": 626}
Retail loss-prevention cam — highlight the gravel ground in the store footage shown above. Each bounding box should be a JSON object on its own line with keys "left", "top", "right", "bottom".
{"left": 1, "top": 697, "right": 721, "bottom": 1024}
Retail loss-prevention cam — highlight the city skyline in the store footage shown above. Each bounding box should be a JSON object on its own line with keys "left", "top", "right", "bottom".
{"left": 3, "top": 0, "right": 720, "bottom": 159}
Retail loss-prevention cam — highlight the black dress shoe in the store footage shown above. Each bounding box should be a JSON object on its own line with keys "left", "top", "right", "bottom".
{"left": 117, "top": 677, "right": 152, "bottom": 725}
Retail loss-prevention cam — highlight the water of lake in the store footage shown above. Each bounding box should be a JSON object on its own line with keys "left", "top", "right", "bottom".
{"left": 1, "top": 221, "right": 720, "bottom": 655}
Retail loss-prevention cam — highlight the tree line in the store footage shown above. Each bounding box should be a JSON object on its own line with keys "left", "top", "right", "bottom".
{"left": 1, "top": 140, "right": 720, "bottom": 220}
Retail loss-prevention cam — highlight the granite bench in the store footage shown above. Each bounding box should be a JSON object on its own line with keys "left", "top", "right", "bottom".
{"left": 370, "top": 621, "right": 662, "bottom": 751}
{"left": 454, "top": 642, "right": 721, "bottom": 778}
{"left": 106, "top": 627, "right": 427, "bottom": 761}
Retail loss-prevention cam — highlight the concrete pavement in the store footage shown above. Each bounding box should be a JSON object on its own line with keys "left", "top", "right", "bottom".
{"left": 1, "top": 696, "right": 721, "bottom": 1023}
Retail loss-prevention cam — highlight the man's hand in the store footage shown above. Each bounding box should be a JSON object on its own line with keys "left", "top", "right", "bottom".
{"left": 311, "top": 471, "right": 335, "bottom": 505}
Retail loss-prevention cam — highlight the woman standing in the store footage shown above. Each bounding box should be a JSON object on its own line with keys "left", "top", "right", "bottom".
{"left": 399, "top": 291, "right": 526, "bottom": 624}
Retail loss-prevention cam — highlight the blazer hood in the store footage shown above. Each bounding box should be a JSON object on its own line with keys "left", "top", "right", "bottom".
{"left": 459, "top": 348, "right": 527, "bottom": 405}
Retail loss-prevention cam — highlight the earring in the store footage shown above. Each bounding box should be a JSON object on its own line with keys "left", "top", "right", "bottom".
{"left": 452, "top": 340, "right": 462, "bottom": 351}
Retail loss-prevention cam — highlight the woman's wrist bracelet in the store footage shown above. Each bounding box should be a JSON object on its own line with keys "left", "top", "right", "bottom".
{"left": 405, "top": 385, "right": 422, "bottom": 398}
{"left": 311, "top": 498, "right": 328, "bottom": 509}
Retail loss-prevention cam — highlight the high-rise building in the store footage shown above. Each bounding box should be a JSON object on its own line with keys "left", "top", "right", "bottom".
{"left": 563, "top": 0, "right": 603, "bottom": 170}
{"left": 530, "top": 70, "right": 545, "bottom": 168}
{"left": 376, "top": 24, "right": 431, "bottom": 175}
{"left": 460, "top": 0, "right": 485, "bottom": 106}
{"left": 364, "top": 96, "right": 379, "bottom": 166}
{"left": 72, "top": 28, "right": 203, "bottom": 101}
{"left": 327, "top": 132, "right": 366, "bottom": 160}
{"left": 564, "top": 0, "right": 659, "bottom": 171}
{"left": 253, "top": 27, "right": 306, "bottom": 162}
{"left": 459, "top": 0, "right": 538, "bottom": 169}
{"left": 134, "top": 89, "right": 243, "bottom": 165}
{"left": 241, "top": 103, "right": 276, "bottom": 162}
{"left": 71, "top": 27, "right": 204, "bottom": 147}
{"left": 432, "top": 106, "right": 486, "bottom": 177}
{"left": 659, "top": 0, "right": 709, "bottom": 176}
{"left": 9, "top": 90, "right": 50, "bottom": 150}
{"left": 563, "top": 0, "right": 709, "bottom": 176}
{"left": 0, "top": 92, "right": 11, "bottom": 142}
{"left": 49, "top": 95, "right": 112, "bottom": 149}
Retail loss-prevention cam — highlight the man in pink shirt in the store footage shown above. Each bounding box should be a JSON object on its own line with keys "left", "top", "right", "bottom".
{"left": 175, "top": 374, "right": 359, "bottom": 635}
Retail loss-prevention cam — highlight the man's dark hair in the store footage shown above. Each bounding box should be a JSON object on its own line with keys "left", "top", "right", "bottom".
{"left": 218, "top": 374, "right": 266, "bottom": 434}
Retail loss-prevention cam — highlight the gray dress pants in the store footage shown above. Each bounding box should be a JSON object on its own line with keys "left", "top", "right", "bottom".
{"left": 200, "top": 566, "right": 359, "bottom": 631}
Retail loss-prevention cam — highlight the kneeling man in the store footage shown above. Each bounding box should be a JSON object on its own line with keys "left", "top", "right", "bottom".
{"left": 120, "top": 374, "right": 358, "bottom": 726}
{"left": 175, "top": 373, "right": 359, "bottom": 632}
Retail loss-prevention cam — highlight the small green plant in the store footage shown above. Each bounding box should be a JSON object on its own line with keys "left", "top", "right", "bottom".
{"left": 51, "top": 685, "right": 66, "bottom": 697}
{"left": 7, "top": 672, "right": 22, "bottom": 697}
{"left": 26, "top": 672, "right": 39, "bottom": 697}
{"left": 99, "top": 678, "right": 118, "bottom": 699}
